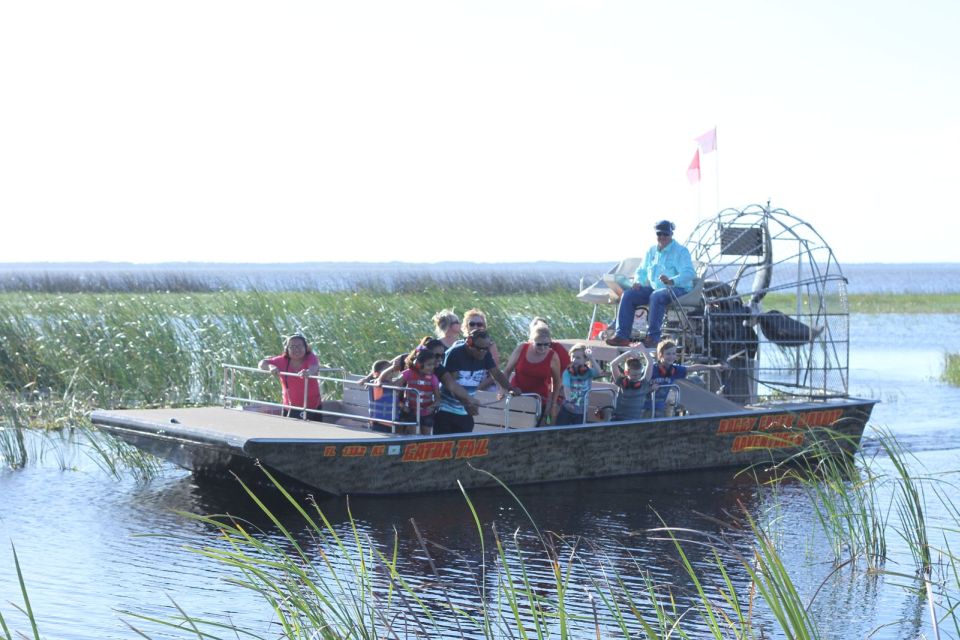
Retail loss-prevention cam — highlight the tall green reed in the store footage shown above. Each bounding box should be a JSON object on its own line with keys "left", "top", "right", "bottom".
{"left": 771, "top": 429, "right": 887, "bottom": 570}
{"left": 0, "top": 544, "right": 40, "bottom": 640}
{"left": 875, "top": 428, "right": 932, "bottom": 577}
{"left": 0, "top": 289, "right": 589, "bottom": 420}
{"left": 126, "top": 464, "right": 892, "bottom": 640}
{"left": 943, "top": 352, "right": 960, "bottom": 387}
{"left": 0, "top": 398, "right": 29, "bottom": 469}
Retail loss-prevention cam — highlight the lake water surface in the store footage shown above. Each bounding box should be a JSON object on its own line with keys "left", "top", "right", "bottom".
{"left": 1, "top": 313, "right": 959, "bottom": 638}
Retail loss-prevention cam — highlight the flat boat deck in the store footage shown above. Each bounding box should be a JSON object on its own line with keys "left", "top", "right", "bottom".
{"left": 93, "top": 406, "right": 393, "bottom": 443}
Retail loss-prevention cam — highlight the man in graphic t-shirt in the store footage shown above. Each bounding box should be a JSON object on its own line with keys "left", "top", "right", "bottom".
{"left": 435, "top": 329, "right": 522, "bottom": 435}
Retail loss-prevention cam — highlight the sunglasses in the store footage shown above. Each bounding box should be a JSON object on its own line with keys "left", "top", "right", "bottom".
{"left": 468, "top": 321, "right": 486, "bottom": 327}
{"left": 534, "top": 342, "right": 551, "bottom": 347}
{"left": 656, "top": 232, "right": 672, "bottom": 237}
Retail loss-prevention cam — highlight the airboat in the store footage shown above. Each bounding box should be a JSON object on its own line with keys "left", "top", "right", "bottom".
{"left": 91, "top": 204, "right": 876, "bottom": 496}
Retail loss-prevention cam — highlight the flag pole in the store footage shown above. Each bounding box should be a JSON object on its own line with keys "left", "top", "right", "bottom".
{"left": 714, "top": 127, "right": 720, "bottom": 213}
{"left": 687, "top": 148, "right": 702, "bottom": 219}
{"left": 698, "top": 176, "right": 702, "bottom": 220}
{"left": 693, "top": 127, "right": 718, "bottom": 215}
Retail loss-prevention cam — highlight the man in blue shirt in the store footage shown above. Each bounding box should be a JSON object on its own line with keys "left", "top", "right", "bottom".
{"left": 436, "top": 330, "right": 521, "bottom": 434}
{"left": 606, "top": 220, "right": 696, "bottom": 348}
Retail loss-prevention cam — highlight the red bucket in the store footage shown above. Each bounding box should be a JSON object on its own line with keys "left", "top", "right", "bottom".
{"left": 589, "top": 321, "right": 607, "bottom": 340}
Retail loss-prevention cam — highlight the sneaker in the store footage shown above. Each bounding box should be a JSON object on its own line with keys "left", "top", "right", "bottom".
{"left": 605, "top": 336, "right": 632, "bottom": 347}
{"left": 641, "top": 336, "right": 659, "bottom": 348}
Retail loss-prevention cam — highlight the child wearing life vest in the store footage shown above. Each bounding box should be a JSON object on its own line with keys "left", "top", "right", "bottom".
{"left": 646, "top": 339, "right": 729, "bottom": 416}
{"left": 555, "top": 343, "right": 605, "bottom": 425}
{"left": 362, "top": 359, "right": 397, "bottom": 432}
{"left": 609, "top": 347, "right": 657, "bottom": 420}
{"left": 397, "top": 346, "right": 441, "bottom": 435}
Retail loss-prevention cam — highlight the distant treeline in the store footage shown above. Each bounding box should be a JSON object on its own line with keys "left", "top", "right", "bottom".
{"left": 4, "top": 262, "right": 960, "bottom": 294}
{"left": 0, "top": 265, "right": 608, "bottom": 294}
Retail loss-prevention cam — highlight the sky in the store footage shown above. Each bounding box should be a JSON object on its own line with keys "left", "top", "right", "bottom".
{"left": 2, "top": 0, "right": 958, "bottom": 265}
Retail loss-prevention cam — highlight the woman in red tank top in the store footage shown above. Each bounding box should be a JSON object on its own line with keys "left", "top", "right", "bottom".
{"left": 502, "top": 324, "right": 562, "bottom": 424}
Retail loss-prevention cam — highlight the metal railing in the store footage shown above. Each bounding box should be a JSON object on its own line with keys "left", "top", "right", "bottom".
{"left": 499, "top": 392, "right": 542, "bottom": 429}
{"left": 357, "top": 378, "right": 427, "bottom": 435}
{"left": 583, "top": 387, "right": 617, "bottom": 423}
{"left": 220, "top": 364, "right": 427, "bottom": 434}
{"left": 649, "top": 384, "right": 681, "bottom": 418}
{"left": 599, "top": 383, "right": 683, "bottom": 420}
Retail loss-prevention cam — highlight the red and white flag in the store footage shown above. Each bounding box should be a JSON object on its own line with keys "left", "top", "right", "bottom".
{"left": 687, "top": 149, "right": 700, "bottom": 184}
{"left": 695, "top": 127, "right": 717, "bottom": 154}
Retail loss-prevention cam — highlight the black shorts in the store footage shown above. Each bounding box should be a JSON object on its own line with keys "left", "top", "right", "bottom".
{"left": 434, "top": 410, "right": 474, "bottom": 435}
{"left": 399, "top": 410, "right": 435, "bottom": 432}
{"left": 554, "top": 406, "right": 585, "bottom": 426}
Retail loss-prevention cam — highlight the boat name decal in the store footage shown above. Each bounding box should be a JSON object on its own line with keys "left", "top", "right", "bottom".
{"left": 402, "top": 438, "right": 489, "bottom": 463}
{"left": 731, "top": 432, "right": 805, "bottom": 452}
{"left": 320, "top": 440, "right": 489, "bottom": 460}
{"left": 716, "top": 409, "right": 844, "bottom": 435}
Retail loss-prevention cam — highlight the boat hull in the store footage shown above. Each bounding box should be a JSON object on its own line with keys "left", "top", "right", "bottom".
{"left": 91, "top": 398, "right": 876, "bottom": 496}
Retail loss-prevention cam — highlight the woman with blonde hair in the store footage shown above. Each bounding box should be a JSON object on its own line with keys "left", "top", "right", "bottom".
{"left": 463, "top": 308, "right": 501, "bottom": 389}
{"left": 432, "top": 309, "right": 461, "bottom": 349}
{"left": 501, "top": 324, "right": 562, "bottom": 425}
{"left": 462, "top": 308, "right": 500, "bottom": 364}
{"left": 528, "top": 316, "right": 570, "bottom": 371}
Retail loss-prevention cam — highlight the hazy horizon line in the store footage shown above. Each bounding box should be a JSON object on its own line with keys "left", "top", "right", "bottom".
{"left": 1, "top": 260, "right": 957, "bottom": 269}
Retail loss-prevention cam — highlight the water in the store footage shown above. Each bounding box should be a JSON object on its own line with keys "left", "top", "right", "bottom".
{"left": 2, "top": 314, "right": 960, "bottom": 638}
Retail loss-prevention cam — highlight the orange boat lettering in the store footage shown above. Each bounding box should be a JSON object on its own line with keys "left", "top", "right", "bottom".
{"left": 455, "top": 438, "right": 489, "bottom": 459}
{"left": 402, "top": 441, "right": 456, "bottom": 462}
{"left": 731, "top": 432, "right": 804, "bottom": 452}
{"left": 716, "top": 417, "right": 758, "bottom": 434}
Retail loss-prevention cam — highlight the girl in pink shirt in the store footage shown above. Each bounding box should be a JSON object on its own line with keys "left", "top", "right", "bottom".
{"left": 258, "top": 334, "right": 322, "bottom": 420}
{"left": 398, "top": 347, "right": 441, "bottom": 435}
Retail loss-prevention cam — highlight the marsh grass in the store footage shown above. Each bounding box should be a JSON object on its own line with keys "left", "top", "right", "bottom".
{"left": 0, "top": 268, "right": 596, "bottom": 295}
{"left": 0, "top": 288, "right": 956, "bottom": 431}
{"left": 0, "top": 401, "right": 28, "bottom": 469}
{"left": 4, "top": 286, "right": 960, "bottom": 635}
{"left": 769, "top": 426, "right": 940, "bottom": 577}
{"left": 122, "top": 464, "right": 958, "bottom": 640}
{"left": 84, "top": 426, "right": 164, "bottom": 482}
{"left": 117, "top": 466, "right": 838, "bottom": 639}
{"left": 875, "top": 429, "right": 933, "bottom": 577}
{"left": 762, "top": 293, "right": 960, "bottom": 314}
{"left": 943, "top": 353, "right": 960, "bottom": 387}
{"left": 2, "top": 442, "right": 959, "bottom": 638}
{"left": 780, "top": 438, "right": 888, "bottom": 569}
{"left": 0, "top": 544, "right": 40, "bottom": 640}
{"left": 0, "top": 289, "right": 586, "bottom": 422}
{"left": 655, "top": 508, "right": 822, "bottom": 640}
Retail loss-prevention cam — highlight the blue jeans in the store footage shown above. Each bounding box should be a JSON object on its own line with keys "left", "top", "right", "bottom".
{"left": 615, "top": 285, "right": 687, "bottom": 341}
